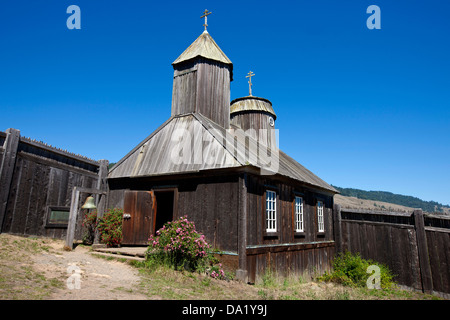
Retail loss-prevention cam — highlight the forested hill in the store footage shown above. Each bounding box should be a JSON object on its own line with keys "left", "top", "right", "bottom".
{"left": 332, "top": 186, "right": 450, "bottom": 214}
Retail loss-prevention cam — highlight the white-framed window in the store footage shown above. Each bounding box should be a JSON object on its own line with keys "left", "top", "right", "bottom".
{"left": 266, "top": 190, "right": 277, "bottom": 232}
{"left": 294, "top": 196, "right": 304, "bottom": 232}
{"left": 317, "top": 200, "right": 325, "bottom": 232}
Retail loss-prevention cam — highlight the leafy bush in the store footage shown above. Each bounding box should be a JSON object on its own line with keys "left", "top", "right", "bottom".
{"left": 146, "top": 216, "right": 226, "bottom": 279}
{"left": 81, "top": 210, "right": 98, "bottom": 245}
{"left": 318, "top": 251, "right": 396, "bottom": 289}
{"left": 96, "top": 208, "right": 123, "bottom": 247}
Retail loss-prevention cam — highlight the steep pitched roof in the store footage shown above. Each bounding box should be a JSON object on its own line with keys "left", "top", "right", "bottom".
{"left": 172, "top": 30, "right": 232, "bottom": 66}
{"left": 108, "top": 113, "right": 337, "bottom": 194}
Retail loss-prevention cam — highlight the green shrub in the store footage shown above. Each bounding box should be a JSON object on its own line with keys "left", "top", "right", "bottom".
{"left": 318, "top": 251, "right": 396, "bottom": 289}
{"left": 96, "top": 208, "right": 123, "bottom": 247}
{"left": 146, "top": 216, "right": 226, "bottom": 279}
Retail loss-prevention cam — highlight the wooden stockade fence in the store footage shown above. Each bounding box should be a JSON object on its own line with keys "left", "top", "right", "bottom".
{"left": 334, "top": 204, "right": 450, "bottom": 297}
{"left": 0, "top": 128, "right": 108, "bottom": 241}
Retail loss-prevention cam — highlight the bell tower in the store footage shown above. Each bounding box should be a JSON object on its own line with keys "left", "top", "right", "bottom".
{"left": 171, "top": 10, "right": 233, "bottom": 128}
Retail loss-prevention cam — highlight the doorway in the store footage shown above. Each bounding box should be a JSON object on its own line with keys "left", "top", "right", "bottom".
{"left": 154, "top": 190, "right": 175, "bottom": 234}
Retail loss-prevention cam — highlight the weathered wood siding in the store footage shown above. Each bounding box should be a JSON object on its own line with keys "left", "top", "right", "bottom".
{"left": 171, "top": 58, "right": 231, "bottom": 128}
{"left": 230, "top": 112, "right": 276, "bottom": 148}
{"left": 172, "top": 60, "right": 197, "bottom": 116}
{"left": 231, "top": 111, "right": 274, "bottom": 133}
{"left": 107, "top": 171, "right": 336, "bottom": 283}
{"left": 337, "top": 207, "right": 450, "bottom": 296}
{"left": 246, "top": 175, "right": 334, "bottom": 246}
{"left": 196, "top": 59, "right": 231, "bottom": 129}
{"left": 177, "top": 175, "right": 239, "bottom": 252}
{"left": 247, "top": 242, "right": 335, "bottom": 282}
{"left": 425, "top": 226, "right": 450, "bottom": 295}
{"left": 0, "top": 131, "right": 6, "bottom": 150}
{"left": 122, "top": 190, "right": 154, "bottom": 246}
{"left": 245, "top": 174, "right": 335, "bottom": 283}
{"left": 0, "top": 129, "right": 103, "bottom": 239}
{"left": 340, "top": 211, "right": 422, "bottom": 289}
{"left": 107, "top": 174, "right": 240, "bottom": 252}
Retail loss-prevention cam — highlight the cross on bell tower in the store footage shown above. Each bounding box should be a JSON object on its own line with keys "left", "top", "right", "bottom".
{"left": 201, "top": 9, "right": 212, "bottom": 31}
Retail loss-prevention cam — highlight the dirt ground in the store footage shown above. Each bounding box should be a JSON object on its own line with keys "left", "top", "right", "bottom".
{"left": 0, "top": 234, "right": 442, "bottom": 300}
{"left": 0, "top": 234, "right": 149, "bottom": 300}
{"left": 34, "top": 242, "right": 149, "bottom": 300}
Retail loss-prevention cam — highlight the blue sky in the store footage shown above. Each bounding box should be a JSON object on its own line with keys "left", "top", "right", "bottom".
{"left": 1, "top": 1, "right": 449, "bottom": 205}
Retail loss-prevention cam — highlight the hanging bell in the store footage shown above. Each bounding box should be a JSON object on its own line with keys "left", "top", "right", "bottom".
{"left": 81, "top": 196, "right": 97, "bottom": 209}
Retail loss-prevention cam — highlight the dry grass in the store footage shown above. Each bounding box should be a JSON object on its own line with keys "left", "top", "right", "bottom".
{"left": 0, "top": 234, "right": 441, "bottom": 300}
{"left": 0, "top": 234, "right": 65, "bottom": 299}
{"left": 132, "top": 262, "right": 439, "bottom": 300}
{"left": 334, "top": 194, "right": 416, "bottom": 212}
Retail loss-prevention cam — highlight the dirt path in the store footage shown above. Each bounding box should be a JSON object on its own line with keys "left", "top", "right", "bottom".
{"left": 1, "top": 234, "right": 441, "bottom": 300}
{"left": 32, "top": 239, "right": 149, "bottom": 300}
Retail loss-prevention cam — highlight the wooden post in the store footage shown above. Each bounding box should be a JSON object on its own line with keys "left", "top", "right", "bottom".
{"left": 65, "top": 186, "right": 107, "bottom": 249}
{"left": 93, "top": 159, "right": 109, "bottom": 245}
{"left": 413, "top": 209, "right": 433, "bottom": 294}
{"left": 0, "top": 128, "right": 20, "bottom": 233}
{"left": 333, "top": 203, "right": 342, "bottom": 253}
{"left": 236, "top": 173, "right": 248, "bottom": 282}
{"left": 65, "top": 187, "right": 80, "bottom": 249}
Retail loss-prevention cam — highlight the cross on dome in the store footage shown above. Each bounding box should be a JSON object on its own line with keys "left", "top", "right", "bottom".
{"left": 246, "top": 71, "right": 255, "bottom": 96}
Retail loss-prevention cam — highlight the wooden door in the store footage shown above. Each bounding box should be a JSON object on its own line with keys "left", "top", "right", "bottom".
{"left": 122, "top": 190, "right": 155, "bottom": 245}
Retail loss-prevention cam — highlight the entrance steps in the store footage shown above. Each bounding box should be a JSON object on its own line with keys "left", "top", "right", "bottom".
{"left": 91, "top": 246, "right": 147, "bottom": 262}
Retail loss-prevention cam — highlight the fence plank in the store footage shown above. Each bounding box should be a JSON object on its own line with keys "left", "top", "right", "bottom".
{"left": 413, "top": 210, "right": 433, "bottom": 294}
{"left": 333, "top": 204, "right": 342, "bottom": 253}
{"left": 0, "top": 128, "right": 20, "bottom": 232}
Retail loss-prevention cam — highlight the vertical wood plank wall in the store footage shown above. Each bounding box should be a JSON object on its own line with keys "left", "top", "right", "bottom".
{"left": 107, "top": 174, "right": 240, "bottom": 253}
{"left": 245, "top": 175, "right": 335, "bottom": 283}
{"left": 336, "top": 206, "right": 450, "bottom": 296}
{"left": 171, "top": 58, "right": 231, "bottom": 129}
{"left": 196, "top": 59, "right": 231, "bottom": 129}
{"left": 107, "top": 173, "right": 336, "bottom": 283}
{"left": 0, "top": 129, "right": 104, "bottom": 240}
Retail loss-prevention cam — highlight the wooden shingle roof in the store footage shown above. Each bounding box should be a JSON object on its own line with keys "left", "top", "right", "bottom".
{"left": 108, "top": 113, "right": 337, "bottom": 194}
{"left": 172, "top": 30, "right": 232, "bottom": 66}
{"left": 230, "top": 96, "right": 277, "bottom": 119}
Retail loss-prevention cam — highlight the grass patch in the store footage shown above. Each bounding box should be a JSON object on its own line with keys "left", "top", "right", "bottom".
{"left": 130, "top": 260, "right": 260, "bottom": 300}
{"left": 0, "top": 234, "right": 64, "bottom": 299}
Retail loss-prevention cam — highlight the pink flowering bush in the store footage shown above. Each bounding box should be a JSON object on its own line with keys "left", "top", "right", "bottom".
{"left": 146, "top": 216, "right": 227, "bottom": 279}
{"left": 209, "top": 263, "right": 226, "bottom": 279}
